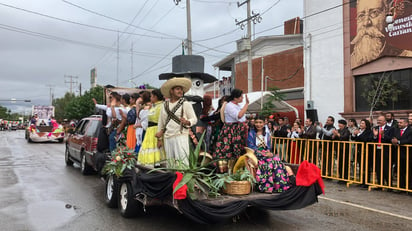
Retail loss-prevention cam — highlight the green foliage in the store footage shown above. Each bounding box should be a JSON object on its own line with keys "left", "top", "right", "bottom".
{"left": 53, "top": 85, "right": 104, "bottom": 120}
{"left": 213, "top": 168, "right": 256, "bottom": 191}
{"left": 0, "top": 106, "right": 21, "bottom": 120}
{"left": 102, "top": 146, "right": 137, "bottom": 177}
{"left": 153, "top": 132, "right": 221, "bottom": 200}
{"left": 53, "top": 92, "right": 75, "bottom": 121}
{"left": 261, "top": 86, "right": 286, "bottom": 117}
{"left": 142, "top": 83, "right": 157, "bottom": 89}
{"left": 360, "top": 74, "right": 402, "bottom": 111}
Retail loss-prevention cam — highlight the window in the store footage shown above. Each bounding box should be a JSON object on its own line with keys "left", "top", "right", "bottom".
{"left": 355, "top": 68, "right": 412, "bottom": 111}
{"left": 79, "top": 120, "right": 90, "bottom": 135}
{"left": 74, "top": 120, "right": 85, "bottom": 134}
{"left": 85, "top": 120, "right": 101, "bottom": 137}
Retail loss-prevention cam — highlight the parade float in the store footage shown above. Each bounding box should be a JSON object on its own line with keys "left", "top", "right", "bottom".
{"left": 25, "top": 105, "right": 65, "bottom": 143}
{"left": 100, "top": 55, "right": 324, "bottom": 223}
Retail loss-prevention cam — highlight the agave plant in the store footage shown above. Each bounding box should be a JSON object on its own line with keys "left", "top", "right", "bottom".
{"left": 155, "top": 132, "right": 221, "bottom": 200}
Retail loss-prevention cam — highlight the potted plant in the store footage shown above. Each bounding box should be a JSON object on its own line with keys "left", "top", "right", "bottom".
{"left": 213, "top": 168, "right": 256, "bottom": 195}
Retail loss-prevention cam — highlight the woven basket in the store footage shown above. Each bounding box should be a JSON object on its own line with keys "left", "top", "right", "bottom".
{"left": 223, "top": 181, "right": 251, "bottom": 195}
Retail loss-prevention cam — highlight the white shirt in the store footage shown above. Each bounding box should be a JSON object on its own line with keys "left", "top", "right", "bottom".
{"left": 95, "top": 104, "right": 128, "bottom": 128}
{"left": 224, "top": 101, "right": 246, "bottom": 123}
{"left": 158, "top": 99, "right": 198, "bottom": 139}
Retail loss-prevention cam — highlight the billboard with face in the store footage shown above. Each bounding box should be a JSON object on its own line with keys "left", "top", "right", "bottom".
{"left": 350, "top": 0, "right": 412, "bottom": 69}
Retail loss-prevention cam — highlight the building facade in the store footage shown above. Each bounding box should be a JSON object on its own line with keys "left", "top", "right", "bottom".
{"left": 212, "top": 18, "right": 305, "bottom": 119}
{"left": 304, "top": 0, "right": 412, "bottom": 123}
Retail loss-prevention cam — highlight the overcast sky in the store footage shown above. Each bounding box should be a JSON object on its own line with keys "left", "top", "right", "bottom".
{"left": 0, "top": 0, "right": 303, "bottom": 115}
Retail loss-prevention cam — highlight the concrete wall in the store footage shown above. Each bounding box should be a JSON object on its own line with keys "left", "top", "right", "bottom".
{"left": 304, "top": 0, "right": 345, "bottom": 124}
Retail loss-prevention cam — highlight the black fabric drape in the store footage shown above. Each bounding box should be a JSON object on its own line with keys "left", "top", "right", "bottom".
{"left": 129, "top": 170, "right": 176, "bottom": 199}
{"left": 127, "top": 170, "right": 321, "bottom": 224}
{"left": 177, "top": 184, "right": 322, "bottom": 224}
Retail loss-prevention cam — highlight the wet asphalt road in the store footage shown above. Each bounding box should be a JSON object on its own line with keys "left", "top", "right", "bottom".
{"left": 1, "top": 130, "right": 412, "bottom": 231}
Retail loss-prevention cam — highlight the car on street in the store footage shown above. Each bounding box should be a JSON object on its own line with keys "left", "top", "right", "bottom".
{"left": 65, "top": 115, "right": 104, "bottom": 174}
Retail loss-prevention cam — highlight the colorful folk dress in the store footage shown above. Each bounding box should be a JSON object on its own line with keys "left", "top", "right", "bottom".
{"left": 213, "top": 102, "right": 248, "bottom": 170}
{"left": 248, "top": 131, "right": 291, "bottom": 193}
{"left": 137, "top": 101, "right": 165, "bottom": 165}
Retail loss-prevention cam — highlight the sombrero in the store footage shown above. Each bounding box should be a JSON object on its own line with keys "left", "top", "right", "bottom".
{"left": 233, "top": 147, "right": 258, "bottom": 174}
{"left": 160, "top": 77, "right": 192, "bottom": 98}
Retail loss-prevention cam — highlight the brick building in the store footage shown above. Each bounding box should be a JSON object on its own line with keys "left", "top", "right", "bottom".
{"left": 209, "top": 18, "right": 305, "bottom": 120}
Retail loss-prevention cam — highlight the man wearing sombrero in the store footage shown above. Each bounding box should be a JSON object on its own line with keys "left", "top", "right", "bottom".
{"left": 156, "top": 77, "right": 197, "bottom": 166}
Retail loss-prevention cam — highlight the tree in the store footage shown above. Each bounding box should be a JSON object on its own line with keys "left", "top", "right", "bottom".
{"left": 360, "top": 73, "right": 402, "bottom": 113}
{"left": 53, "top": 92, "right": 75, "bottom": 121}
{"left": 52, "top": 85, "right": 104, "bottom": 121}
{"left": 64, "top": 86, "right": 104, "bottom": 120}
{"left": 261, "top": 86, "right": 286, "bottom": 117}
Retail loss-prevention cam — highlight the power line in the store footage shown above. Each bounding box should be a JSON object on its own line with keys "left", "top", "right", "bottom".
{"left": 192, "top": 0, "right": 237, "bottom": 3}
{"left": 0, "top": 23, "right": 169, "bottom": 58}
{"left": 61, "top": 0, "right": 183, "bottom": 40}
{"left": 64, "top": 75, "right": 78, "bottom": 94}
{"left": 125, "top": 43, "right": 181, "bottom": 83}
{"left": 254, "top": 0, "right": 356, "bottom": 36}
{"left": 92, "top": 0, "right": 152, "bottom": 69}
{"left": 260, "top": 0, "right": 281, "bottom": 16}
{"left": 0, "top": 2, "right": 180, "bottom": 40}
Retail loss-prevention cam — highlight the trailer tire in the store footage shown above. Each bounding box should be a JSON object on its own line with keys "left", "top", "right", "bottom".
{"left": 105, "top": 175, "right": 118, "bottom": 208}
{"left": 118, "top": 182, "right": 142, "bottom": 218}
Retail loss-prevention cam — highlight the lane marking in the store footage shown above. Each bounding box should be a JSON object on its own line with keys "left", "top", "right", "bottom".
{"left": 319, "top": 196, "right": 412, "bottom": 221}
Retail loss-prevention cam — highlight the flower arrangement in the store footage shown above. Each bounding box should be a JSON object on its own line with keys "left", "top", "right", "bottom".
{"left": 102, "top": 146, "right": 137, "bottom": 177}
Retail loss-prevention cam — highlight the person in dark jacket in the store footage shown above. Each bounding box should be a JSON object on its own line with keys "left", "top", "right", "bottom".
{"left": 300, "top": 118, "right": 317, "bottom": 163}
{"left": 391, "top": 118, "right": 412, "bottom": 189}
{"left": 333, "top": 119, "right": 350, "bottom": 182}
{"left": 372, "top": 115, "right": 395, "bottom": 186}
{"left": 273, "top": 117, "right": 289, "bottom": 161}
{"left": 317, "top": 116, "right": 336, "bottom": 176}
{"left": 352, "top": 119, "right": 373, "bottom": 186}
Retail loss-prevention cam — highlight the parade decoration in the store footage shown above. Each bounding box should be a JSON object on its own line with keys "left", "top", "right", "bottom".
{"left": 103, "top": 147, "right": 137, "bottom": 177}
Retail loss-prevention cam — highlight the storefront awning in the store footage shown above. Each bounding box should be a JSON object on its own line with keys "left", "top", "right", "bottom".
{"left": 212, "top": 91, "right": 299, "bottom": 118}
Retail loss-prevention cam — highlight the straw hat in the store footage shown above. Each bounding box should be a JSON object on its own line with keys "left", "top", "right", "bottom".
{"left": 244, "top": 147, "right": 258, "bottom": 167}
{"left": 233, "top": 147, "right": 258, "bottom": 173}
{"left": 160, "top": 77, "right": 192, "bottom": 98}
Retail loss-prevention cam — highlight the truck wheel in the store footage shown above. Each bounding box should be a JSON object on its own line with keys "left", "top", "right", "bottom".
{"left": 65, "top": 146, "right": 74, "bottom": 166}
{"left": 118, "top": 182, "right": 142, "bottom": 218}
{"left": 58, "top": 138, "right": 64, "bottom": 143}
{"left": 105, "top": 175, "right": 118, "bottom": 208}
{"left": 80, "top": 153, "right": 93, "bottom": 175}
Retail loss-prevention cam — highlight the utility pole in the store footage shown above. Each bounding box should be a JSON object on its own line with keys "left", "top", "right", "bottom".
{"left": 236, "top": 0, "right": 261, "bottom": 93}
{"left": 174, "top": 0, "right": 192, "bottom": 55}
{"left": 64, "top": 75, "right": 78, "bottom": 95}
{"left": 116, "top": 31, "right": 120, "bottom": 87}
{"left": 46, "top": 84, "right": 54, "bottom": 105}
{"left": 131, "top": 42, "right": 134, "bottom": 79}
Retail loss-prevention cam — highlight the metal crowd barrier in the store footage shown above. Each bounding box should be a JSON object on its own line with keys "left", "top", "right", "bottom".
{"left": 272, "top": 137, "right": 412, "bottom": 192}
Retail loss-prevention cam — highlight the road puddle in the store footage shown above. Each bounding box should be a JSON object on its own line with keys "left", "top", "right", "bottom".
{"left": 27, "top": 200, "right": 76, "bottom": 230}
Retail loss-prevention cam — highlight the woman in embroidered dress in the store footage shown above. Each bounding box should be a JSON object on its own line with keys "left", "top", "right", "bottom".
{"left": 134, "top": 91, "right": 151, "bottom": 154}
{"left": 247, "top": 115, "right": 292, "bottom": 193}
{"left": 213, "top": 89, "right": 249, "bottom": 173}
{"left": 138, "top": 89, "right": 166, "bottom": 166}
